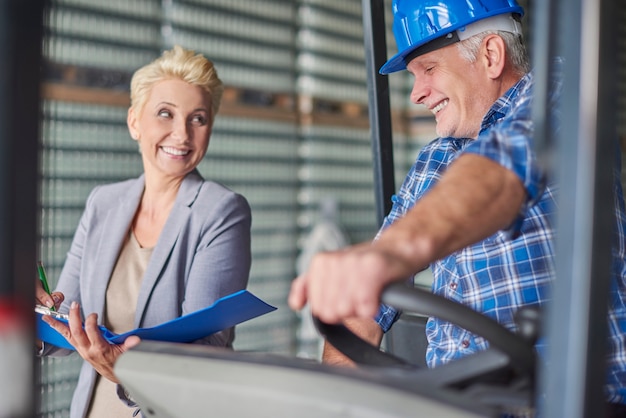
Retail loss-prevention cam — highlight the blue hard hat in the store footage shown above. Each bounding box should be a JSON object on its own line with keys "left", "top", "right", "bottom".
{"left": 380, "top": 0, "right": 524, "bottom": 74}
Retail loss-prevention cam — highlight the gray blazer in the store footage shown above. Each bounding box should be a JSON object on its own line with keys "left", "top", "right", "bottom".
{"left": 45, "top": 169, "right": 252, "bottom": 418}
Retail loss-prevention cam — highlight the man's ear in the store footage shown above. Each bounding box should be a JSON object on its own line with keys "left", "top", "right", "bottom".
{"left": 481, "top": 34, "right": 507, "bottom": 80}
{"left": 127, "top": 107, "right": 139, "bottom": 140}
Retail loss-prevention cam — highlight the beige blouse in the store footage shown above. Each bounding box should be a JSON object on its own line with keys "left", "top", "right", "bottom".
{"left": 87, "top": 231, "right": 153, "bottom": 418}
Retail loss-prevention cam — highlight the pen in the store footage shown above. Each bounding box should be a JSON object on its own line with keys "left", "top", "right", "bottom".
{"left": 37, "top": 261, "right": 56, "bottom": 312}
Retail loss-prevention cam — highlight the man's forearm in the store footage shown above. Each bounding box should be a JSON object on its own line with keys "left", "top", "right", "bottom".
{"left": 288, "top": 154, "right": 527, "bottom": 324}
{"left": 375, "top": 153, "right": 526, "bottom": 273}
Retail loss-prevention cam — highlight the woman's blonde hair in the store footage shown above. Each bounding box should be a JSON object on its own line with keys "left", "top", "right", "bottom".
{"left": 130, "top": 45, "right": 224, "bottom": 123}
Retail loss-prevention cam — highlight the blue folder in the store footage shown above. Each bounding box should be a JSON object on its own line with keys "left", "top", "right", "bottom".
{"left": 37, "top": 290, "right": 277, "bottom": 351}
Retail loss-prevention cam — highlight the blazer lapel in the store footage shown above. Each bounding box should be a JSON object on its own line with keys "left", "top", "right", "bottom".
{"left": 134, "top": 170, "right": 204, "bottom": 326}
{"left": 90, "top": 177, "right": 145, "bottom": 317}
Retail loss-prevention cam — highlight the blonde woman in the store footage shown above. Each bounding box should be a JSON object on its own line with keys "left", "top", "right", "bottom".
{"left": 36, "top": 46, "right": 252, "bottom": 418}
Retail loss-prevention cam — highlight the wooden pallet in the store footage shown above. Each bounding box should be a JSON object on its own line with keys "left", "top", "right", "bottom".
{"left": 40, "top": 62, "right": 410, "bottom": 130}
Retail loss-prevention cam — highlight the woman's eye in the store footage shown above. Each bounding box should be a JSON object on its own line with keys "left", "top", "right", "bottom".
{"left": 158, "top": 109, "right": 172, "bottom": 118}
{"left": 191, "top": 114, "right": 207, "bottom": 125}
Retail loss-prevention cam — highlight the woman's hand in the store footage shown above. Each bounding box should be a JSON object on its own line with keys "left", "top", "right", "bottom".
{"left": 35, "top": 278, "right": 64, "bottom": 311}
{"left": 42, "top": 301, "right": 141, "bottom": 383}
{"left": 35, "top": 277, "right": 65, "bottom": 350}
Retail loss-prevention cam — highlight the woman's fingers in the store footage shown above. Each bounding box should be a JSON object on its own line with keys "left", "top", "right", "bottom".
{"left": 83, "top": 313, "right": 109, "bottom": 351}
{"left": 35, "top": 276, "right": 65, "bottom": 311}
{"left": 123, "top": 335, "right": 141, "bottom": 350}
{"left": 35, "top": 281, "right": 54, "bottom": 307}
{"left": 66, "top": 301, "right": 90, "bottom": 348}
{"left": 41, "top": 315, "right": 71, "bottom": 340}
{"left": 50, "top": 292, "right": 64, "bottom": 310}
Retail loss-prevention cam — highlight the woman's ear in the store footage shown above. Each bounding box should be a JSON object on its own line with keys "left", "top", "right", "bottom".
{"left": 127, "top": 107, "right": 139, "bottom": 140}
{"left": 481, "top": 34, "right": 507, "bottom": 80}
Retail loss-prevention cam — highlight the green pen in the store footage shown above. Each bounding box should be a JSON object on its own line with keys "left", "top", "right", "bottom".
{"left": 37, "top": 261, "right": 56, "bottom": 312}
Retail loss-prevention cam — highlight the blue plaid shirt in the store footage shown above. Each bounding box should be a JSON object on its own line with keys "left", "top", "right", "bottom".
{"left": 375, "top": 60, "right": 626, "bottom": 403}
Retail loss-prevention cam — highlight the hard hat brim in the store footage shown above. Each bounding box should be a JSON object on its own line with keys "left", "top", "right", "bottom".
{"left": 379, "top": 50, "right": 410, "bottom": 75}
{"left": 380, "top": 31, "right": 461, "bottom": 75}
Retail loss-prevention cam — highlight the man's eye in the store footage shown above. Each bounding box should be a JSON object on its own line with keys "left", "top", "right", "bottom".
{"left": 425, "top": 67, "right": 434, "bottom": 74}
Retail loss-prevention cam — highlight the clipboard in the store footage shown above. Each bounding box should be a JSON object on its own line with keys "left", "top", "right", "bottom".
{"left": 36, "top": 290, "right": 277, "bottom": 351}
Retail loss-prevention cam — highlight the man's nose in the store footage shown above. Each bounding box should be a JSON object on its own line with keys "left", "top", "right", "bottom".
{"left": 410, "top": 76, "right": 428, "bottom": 105}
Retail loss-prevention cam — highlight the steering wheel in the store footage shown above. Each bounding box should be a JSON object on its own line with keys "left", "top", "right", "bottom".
{"left": 313, "top": 282, "right": 538, "bottom": 379}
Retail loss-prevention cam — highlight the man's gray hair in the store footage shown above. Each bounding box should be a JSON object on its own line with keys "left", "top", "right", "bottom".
{"left": 456, "top": 31, "right": 530, "bottom": 76}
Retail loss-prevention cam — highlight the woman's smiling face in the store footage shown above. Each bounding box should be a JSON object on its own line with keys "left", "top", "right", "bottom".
{"left": 127, "top": 78, "right": 213, "bottom": 181}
